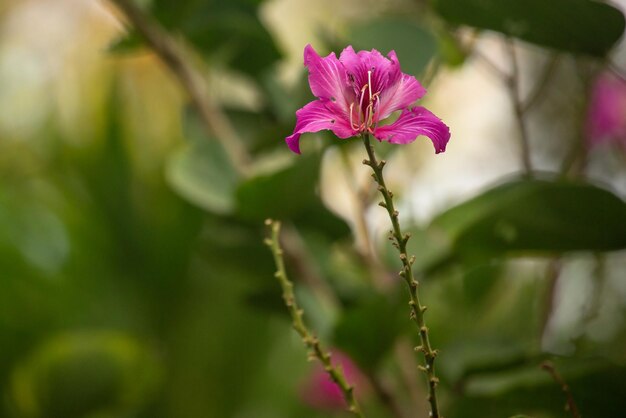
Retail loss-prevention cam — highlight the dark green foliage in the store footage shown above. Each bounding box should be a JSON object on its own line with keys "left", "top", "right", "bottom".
{"left": 3, "top": 0, "right": 626, "bottom": 417}
{"left": 435, "top": 178, "right": 626, "bottom": 251}
{"left": 433, "top": 0, "right": 625, "bottom": 56}
{"left": 116, "top": 0, "right": 281, "bottom": 77}
{"left": 348, "top": 18, "right": 438, "bottom": 76}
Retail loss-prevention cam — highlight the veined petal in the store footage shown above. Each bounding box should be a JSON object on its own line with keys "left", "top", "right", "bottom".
{"left": 373, "top": 107, "right": 450, "bottom": 153}
{"left": 285, "top": 100, "right": 355, "bottom": 154}
{"left": 339, "top": 46, "right": 398, "bottom": 95}
{"left": 304, "top": 45, "right": 353, "bottom": 114}
{"left": 385, "top": 50, "right": 402, "bottom": 86}
{"left": 376, "top": 74, "right": 426, "bottom": 121}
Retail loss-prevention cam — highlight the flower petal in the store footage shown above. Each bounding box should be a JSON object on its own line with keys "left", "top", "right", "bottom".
{"left": 304, "top": 44, "right": 353, "bottom": 114}
{"left": 339, "top": 46, "right": 399, "bottom": 96}
{"left": 376, "top": 74, "right": 426, "bottom": 121}
{"left": 373, "top": 106, "right": 450, "bottom": 153}
{"left": 285, "top": 100, "right": 355, "bottom": 154}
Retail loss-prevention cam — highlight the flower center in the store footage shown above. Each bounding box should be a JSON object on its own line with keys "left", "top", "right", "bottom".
{"left": 349, "top": 70, "right": 381, "bottom": 133}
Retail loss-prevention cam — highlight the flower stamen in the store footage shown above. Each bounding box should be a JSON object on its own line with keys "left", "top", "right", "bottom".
{"left": 349, "top": 102, "right": 359, "bottom": 131}
{"left": 368, "top": 70, "right": 373, "bottom": 102}
{"left": 359, "top": 84, "right": 368, "bottom": 127}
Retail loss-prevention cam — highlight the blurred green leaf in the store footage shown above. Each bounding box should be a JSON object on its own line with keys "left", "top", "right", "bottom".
{"left": 435, "top": 29, "right": 467, "bottom": 67}
{"left": 348, "top": 18, "right": 437, "bottom": 76}
{"left": 433, "top": 0, "right": 625, "bottom": 56}
{"left": 450, "top": 359, "right": 626, "bottom": 418}
{"left": 235, "top": 151, "right": 351, "bottom": 238}
{"left": 440, "top": 337, "right": 538, "bottom": 383}
{"left": 107, "top": 30, "right": 143, "bottom": 54}
{"left": 401, "top": 225, "right": 454, "bottom": 275}
{"left": 147, "top": 0, "right": 281, "bottom": 77}
{"left": 11, "top": 332, "right": 160, "bottom": 418}
{"left": 243, "top": 283, "right": 286, "bottom": 316}
{"left": 235, "top": 154, "right": 320, "bottom": 221}
{"left": 425, "top": 179, "right": 626, "bottom": 268}
{"left": 333, "top": 293, "right": 407, "bottom": 371}
{"left": 294, "top": 201, "right": 351, "bottom": 241}
{"left": 225, "top": 108, "right": 291, "bottom": 154}
{"left": 166, "top": 139, "right": 239, "bottom": 214}
{"left": 166, "top": 107, "right": 239, "bottom": 214}
{"left": 261, "top": 71, "right": 311, "bottom": 125}
{"left": 461, "top": 261, "right": 503, "bottom": 303}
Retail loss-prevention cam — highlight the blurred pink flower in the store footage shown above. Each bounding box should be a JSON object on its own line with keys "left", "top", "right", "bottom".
{"left": 299, "top": 350, "right": 368, "bottom": 411}
{"left": 586, "top": 72, "right": 626, "bottom": 150}
{"left": 285, "top": 44, "right": 450, "bottom": 154}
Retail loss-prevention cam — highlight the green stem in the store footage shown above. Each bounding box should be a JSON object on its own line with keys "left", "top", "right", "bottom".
{"left": 264, "top": 220, "right": 365, "bottom": 418}
{"left": 360, "top": 134, "right": 442, "bottom": 418}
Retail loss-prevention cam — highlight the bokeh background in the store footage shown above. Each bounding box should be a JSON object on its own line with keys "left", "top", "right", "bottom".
{"left": 1, "top": 0, "right": 626, "bottom": 417}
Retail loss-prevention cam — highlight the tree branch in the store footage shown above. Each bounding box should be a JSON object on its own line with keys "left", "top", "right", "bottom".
{"left": 541, "top": 361, "right": 581, "bottom": 418}
{"left": 109, "top": 0, "right": 251, "bottom": 173}
{"left": 505, "top": 38, "right": 533, "bottom": 177}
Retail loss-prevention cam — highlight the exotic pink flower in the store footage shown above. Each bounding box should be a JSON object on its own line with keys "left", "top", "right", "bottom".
{"left": 586, "top": 72, "right": 626, "bottom": 150}
{"left": 285, "top": 44, "right": 450, "bottom": 154}
{"left": 299, "top": 350, "right": 368, "bottom": 411}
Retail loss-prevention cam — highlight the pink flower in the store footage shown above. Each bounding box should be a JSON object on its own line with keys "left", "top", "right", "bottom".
{"left": 286, "top": 45, "right": 450, "bottom": 154}
{"left": 299, "top": 350, "right": 368, "bottom": 411}
{"left": 586, "top": 72, "right": 626, "bottom": 150}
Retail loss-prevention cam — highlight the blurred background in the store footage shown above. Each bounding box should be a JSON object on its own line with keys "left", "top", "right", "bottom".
{"left": 1, "top": 0, "right": 626, "bottom": 417}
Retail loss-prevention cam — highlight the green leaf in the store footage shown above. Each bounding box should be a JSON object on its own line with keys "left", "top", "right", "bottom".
{"left": 165, "top": 106, "right": 240, "bottom": 214}
{"left": 235, "top": 154, "right": 320, "bottom": 221}
{"left": 435, "top": 29, "right": 467, "bottom": 67}
{"left": 449, "top": 359, "right": 626, "bottom": 418}
{"left": 11, "top": 332, "right": 160, "bottom": 418}
{"left": 348, "top": 18, "right": 437, "bottom": 76}
{"left": 440, "top": 338, "right": 537, "bottom": 383}
{"left": 433, "top": 0, "right": 625, "bottom": 56}
{"left": 293, "top": 201, "right": 351, "bottom": 240}
{"left": 429, "top": 179, "right": 626, "bottom": 263}
{"left": 149, "top": 0, "right": 281, "bottom": 77}
{"left": 332, "top": 293, "right": 407, "bottom": 371}
{"left": 225, "top": 108, "right": 292, "bottom": 154}
{"left": 166, "top": 139, "right": 239, "bottom": 214}
{"left": 243, "top": 283, "right": 286, "bottom": 316}
{"left": 401, "top": 225, "right": 454, "bottom": 274}
{"left": 108, "top": 31, "right": 143, "bottom": 54}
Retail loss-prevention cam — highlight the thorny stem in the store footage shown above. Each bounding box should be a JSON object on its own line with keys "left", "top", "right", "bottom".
{"left": 541, "top": 361, "right": 581, "bottom": 418}
{"left": 264, "top": 220, "right": 365, "bottom": 418}
{"left": 361, "top": 134, "right": 442, "bottom": 418}
{"left": 505, "top": 38, "right": 533, "bottom": 177}
{"left": 109, "top": 0, "right": 251, "bottom": 174}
